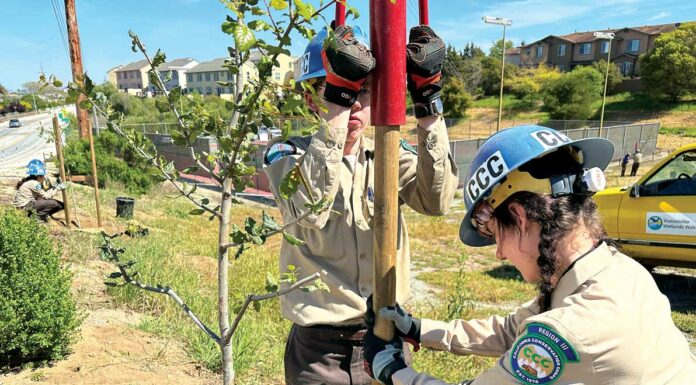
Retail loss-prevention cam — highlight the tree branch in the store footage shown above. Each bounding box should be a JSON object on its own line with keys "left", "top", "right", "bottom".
{"left": 92, "top": 103, "right": 222, "bottom": 219}
{"left": 222, "top": 272, "right": 321, "bottom": 344}
{"left": 219, "top": 208, "right": 315, "bottom": 252}
{"left": 103, "top": 235, "right": 221, "bottom": 344}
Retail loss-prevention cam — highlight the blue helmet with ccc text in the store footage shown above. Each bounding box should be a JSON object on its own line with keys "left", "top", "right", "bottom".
{"left": 295, "top": 25, "right": 369, "bottom": 84}
{"left": 27, "top": 160, "right": 46, "bottom": 176}
{"left": 460, "top": 125, "right": 614, "bottom": 247}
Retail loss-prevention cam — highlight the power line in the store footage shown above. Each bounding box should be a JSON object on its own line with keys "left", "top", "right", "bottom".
{"left": 49, "top": 0, "right": 70, "bottom": 61}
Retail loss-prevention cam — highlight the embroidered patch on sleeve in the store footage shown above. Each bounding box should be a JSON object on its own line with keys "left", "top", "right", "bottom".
{"left": 509, "top": 323, "right": 579, "bottom": 384}
{"left": 265, "top": 143, "right": 296, "bottom": 165}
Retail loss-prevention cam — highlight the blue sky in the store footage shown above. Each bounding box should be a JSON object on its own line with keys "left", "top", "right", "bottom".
{"left": 1, "top": 0, "right": 694, "bottom": 91}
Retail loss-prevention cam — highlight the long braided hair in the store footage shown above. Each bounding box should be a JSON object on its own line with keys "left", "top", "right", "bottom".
{"left": 491, "top": 149, "right": 610, "bottom": 311}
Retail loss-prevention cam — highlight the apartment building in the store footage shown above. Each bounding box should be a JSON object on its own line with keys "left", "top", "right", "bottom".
{"left": 153, "top": 58, "right": 199, "bottom": 94}
{"left": 185, "top": 58, "right": 258, "bottom": 99}
{"left": 114, "top": 60, "right": 150, "bottom": 96}
{"left": 249, "top": 50, "right": 296, "bottom": 88}
{"left": 106, "top": 65, "right": 122, "bottom": 86}
{"left": 519, "top": 22, "right": 684, "bottom": 77}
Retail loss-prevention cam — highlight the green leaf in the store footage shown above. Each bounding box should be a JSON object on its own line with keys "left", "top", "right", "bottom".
{"left": 269, "top": 0, "right": 288, "bottom": 10}
{"left": 201, "top": 198, "right": 210, "bottom": 205}
{"left": 346, "top": 3, "right": 360, "bottom": 20}
{"left": 283, "top": 232, "right": 305, "bottom": 246}
{"left": 294, "top": 0, "right": 315, "bottom": 20}
{"left": 233, "top": 23, "right": 256, "bottom": 52}
{"left": 84, "top": 74, "right": 95, "bottom": 95}
{"left": 248, "top": 20, "right": 270, "bottom": 32}
{"left": 279, "top": 166, "right": 302, "bottom": 199}
{"left": 52, "top": 79, "right": 63, "bottom": 88}
{"left": 152, "top": 49, "right": 167, "bottom": 68}
{"left": 79, "top": 99, "right": 93, "bottom": 110}
{"left": 221, "top": 20, "right": 235, "bottom": 35}
{"left": 155, "top": 98, "right": 170, "bottom": 113}
{"left": 253, "top": 301, "right": 261, "bottom": 312}
{"left": 262, "top": 210, "right": 282, "bottom": 232}
{"left": 189, "top": 208, "right": 206, "bottom": 215}
{"left": 182, "top": 166, "right": 199, "bottom": 174}
{"left": 168, "top": 86, "right": 182, "bottom": 104}
{"left": 108, "top": 272, "right": 123, "bottom": 279}
{"left": 282, "top": 120, "right": 292, "bottom": 139}
{"left": 265, "top": 272, "right": 279, "bottom": 292}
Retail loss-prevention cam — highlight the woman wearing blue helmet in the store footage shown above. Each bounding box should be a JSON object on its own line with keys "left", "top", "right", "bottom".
{"left": 13, "top": 160, "right": 67, "bottom": 222}
{"left": 364, "top": 125, "right": 696, "bottom": 384}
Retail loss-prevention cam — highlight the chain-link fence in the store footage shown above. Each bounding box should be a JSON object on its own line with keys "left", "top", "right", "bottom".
{"left": 448, "top": 122, "right": 660, "bottom": 187}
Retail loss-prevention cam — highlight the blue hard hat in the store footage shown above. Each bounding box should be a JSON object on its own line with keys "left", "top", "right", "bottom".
{"left": 460, "top": 125, "right": 614, "bottom": 247}
{"left": 296, "top": 26, "right": 369, "bottom": 84}
{"left": 27, "top": 161, "right": 46, "bottom": 176}
{"left": 27, "top": 159, "right": 43, "bottom": 167}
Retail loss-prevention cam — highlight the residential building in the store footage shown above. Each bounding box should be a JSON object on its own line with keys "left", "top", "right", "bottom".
{"left": 106, "top": 65, "right": 122, "bottom": 87}
{"left": 114, "top": 60, "right": 150, "bottom": 96}
{"left": 185, "top": 57, "right": 258, "bottom": 100}
{"left": 249, "top": 50, "right": 296, "bottom": 90}
{"left": 518, "top": 22, "right": 685, "bottom": 77}
{"left": 505, "top": 47, "right": 521, "bottom": 66}
{"left": 153, "top": 58, "right": 199, "bottom": 95}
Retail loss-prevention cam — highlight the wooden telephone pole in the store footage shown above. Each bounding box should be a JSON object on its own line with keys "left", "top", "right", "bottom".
{"left": 65, "top": 0, "right": 90, "bottom": 139}
{"left": 65, "top": 0, "right": 103, "bottom": 227}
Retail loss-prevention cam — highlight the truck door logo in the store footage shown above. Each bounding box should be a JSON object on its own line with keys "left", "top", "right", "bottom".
{"left": 647, "top": 216, "right": 663, "bottom": 230}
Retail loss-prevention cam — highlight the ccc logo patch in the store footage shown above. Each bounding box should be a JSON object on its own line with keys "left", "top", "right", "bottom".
{"left": 466, "top": 151, "right": 508, "bottom": 202}
{"left": 531, "top": 130, "right": 571, "bottom": 150}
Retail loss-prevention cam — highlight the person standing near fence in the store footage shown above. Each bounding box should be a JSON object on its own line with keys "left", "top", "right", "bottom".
{"left": 263, "top": 25, "right": 458, "bottom": 384}
{"left": 631, "top": 149, "right": 642, "bottom": 176}
{"left": 620, "top": 153, "right": 630, "bottom": 177}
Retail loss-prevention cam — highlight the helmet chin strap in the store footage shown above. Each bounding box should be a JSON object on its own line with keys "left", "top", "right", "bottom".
{"left": 487, "top": 167, "right": 607, "bottom": 210}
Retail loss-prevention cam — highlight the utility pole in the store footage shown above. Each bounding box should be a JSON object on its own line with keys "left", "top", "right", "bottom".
{"left": 65, "top": 0, "right": 90, "bottom": 138}
{"left": 52, "top": 116, "right": 71, "bottom": 229}
{"left": 483, "top": 16, "right": 513, "bottom": 132}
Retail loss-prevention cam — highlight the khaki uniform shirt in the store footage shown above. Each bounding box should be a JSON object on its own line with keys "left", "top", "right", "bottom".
{"left": 263, "top": 118, "right": 458, "bottom": 326}
{"left": 394, "top": 243, "right": 696, "bottom": 385}
{"left": 13, "top": 180, "right": 57, "bottom": 208}
{"left": 633, "top": 152, "right": 643, "bottom": 163}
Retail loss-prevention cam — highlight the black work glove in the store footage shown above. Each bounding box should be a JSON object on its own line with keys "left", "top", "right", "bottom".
{"left": 406, "top": 25, "right": 445, "bottom": 104}
{"left": 363, "top": 330, "right": 408, "bottom": 385}
{"left": 322, "top": 25, "right": 376, "bottom": 107}
{"left": 366, "top": 295, "right": 422, "bottom": 352}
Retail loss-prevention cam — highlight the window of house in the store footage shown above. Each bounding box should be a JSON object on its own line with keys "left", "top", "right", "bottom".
{"left": 137, "top": 83, "right": 141, "bottom": 88}
{"left": 526, "top": 47, "right": 531, "bottom": 56}
{"left": 535, "top": 45, "right": 543, "bottom": 57}
{"left": 187, "top": 74, "right": 193, "bottom": 82}
{"left": 136, "top": 72, "right": 141, "bottom": 78}
{"left": 246, "top": 71, "right": 250, "bottom": 81}
{"left": 213, "top": 72, "right": 219, "bottom": 81}
{"left": 205, "top": 73, "right": 211, "bottom": 81}
{"left": 627, "top": 39, "right": 640, "bottom": 52}
{"left": 600, "top": 41, "right": 609, "bottom": 54}
{"left": 275, "top": 72, "right": 281, "bottom": 81}
{"left": 217, "top": 87, "right": 222, "bottom": 95}
{"left": 580, "top": 43, "right": 591, "bottom": 55}
{"left": 197, "top": 74, "right": 202, "bottom": 82}
{"left": 206, "top": 87, "right": 212, "bottom": 95}
{"left": 621, "top": 61, "right": 634, "bottom": 76}
{"left": 558, "top": 44, "right": 566, "bottom": 56}
{"left": 227, "top": 72, "right": 233, "bottom": 80}
{"left": 558, "top": 64, "right": 565, "bottom": 71}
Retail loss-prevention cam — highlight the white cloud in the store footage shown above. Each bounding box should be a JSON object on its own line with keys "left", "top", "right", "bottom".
{"left": 649, "top": 11, "right": 670, "bottom": 21}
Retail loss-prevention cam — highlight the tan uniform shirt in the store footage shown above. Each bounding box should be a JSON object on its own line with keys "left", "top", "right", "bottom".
{"left": 13, "top": 180, "right": 57, "bottom": 208}
{"left": 633, "top": 152, "right": 643, "bottom": 163}
{"left": 394, "top": 243, "right": 696, "bottom": 385}
{"left": 263, "top": 118, "right": 458, "bottom": 326}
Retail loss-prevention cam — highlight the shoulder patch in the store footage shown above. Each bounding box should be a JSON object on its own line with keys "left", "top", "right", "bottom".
{"left": 509, "top": 323, "right": 579, "bottom": 385}
{"left": 265, "top": 143, "right": 297, "bottom": 165}
{"left": 399, "top": 139, "right": 417, "bottom": 155}
{"left": 35, "top": 183, "right": 42, "bottom": 190}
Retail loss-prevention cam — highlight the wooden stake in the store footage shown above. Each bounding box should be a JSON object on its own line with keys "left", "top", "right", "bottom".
{"left": 52, "top": 115, "right": 71, "bottom": 229}
{"left": 87, "top": 120, "right": 103, "bottom": 227}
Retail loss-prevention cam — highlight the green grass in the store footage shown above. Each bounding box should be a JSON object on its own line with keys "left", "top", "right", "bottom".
{"left": 54, "top": 181, "right": 696, "bottom": 383}
{"left": 659, "top": 126, "right": 696, "bottom": 137}
{"left": 471, "top": 95, "right": 526, "bottom": 110}
{"left": 600, "top": 92, "right": 696, "bottom": 112}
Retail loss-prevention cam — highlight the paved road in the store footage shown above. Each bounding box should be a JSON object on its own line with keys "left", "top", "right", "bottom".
{"left": 0, "top": 107, "right": 74, "bottom": 177}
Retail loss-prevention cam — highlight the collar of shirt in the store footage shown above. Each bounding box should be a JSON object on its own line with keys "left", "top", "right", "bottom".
{"left": 550, "top": 242, "right": 615, "bottom": 309}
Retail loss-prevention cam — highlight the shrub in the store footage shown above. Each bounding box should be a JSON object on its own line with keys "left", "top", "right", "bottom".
{"left": 542, "top": 66, "right": 603, "bottom": 120}
{"left": 442, "top": 77, "right": 473, "bottom": 118}
{"left": 63, "top": 131, "right": 160, "bottom": 195}
{"left": 640, "top": 22, "right": 696, "bottom": 101}
{"left": 0, "top": 208, "right": 80, "bottom": 370}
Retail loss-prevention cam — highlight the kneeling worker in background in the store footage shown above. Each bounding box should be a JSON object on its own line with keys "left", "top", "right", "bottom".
{"left": 13, "top": 160, "right": 67, "bottom": 222}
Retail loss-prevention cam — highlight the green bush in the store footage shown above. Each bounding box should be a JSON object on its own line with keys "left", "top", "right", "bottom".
{"left": 542, "top": 66, "right": 603, "bottom": 120}
{"left": 0, "top": 208, "right": 80, "bottom": 370}
{"left": 442, "top": 77, "right": 473, "bottom": 118}
{"left": 63, "top": 131, "right": 160, "bottom": 195}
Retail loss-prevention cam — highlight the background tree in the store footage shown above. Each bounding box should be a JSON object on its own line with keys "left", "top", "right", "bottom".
{"left": 0, "top": 83, "right": 7, "bottom": 95}
{"left": 443, "top": 44, "right": 484, "bottom": 96}
{"left": 480, "top": 56, "right": 518, "bottom": 95}
{"left": 542, "top": 66, "right": 603, "bottom": 119}
{"left": 488, "top": 38, "right": 514, "bottom": 60}
{"left": 509, "top": 65, "right": 561, "bottom": 110}
{"left": 441, "top": 76, "right": 473, "bottom": 117}
{"left": 640, "top": 22, "right": 696, "bottom": 101}
{"left": 57, "top": 1, "right": 345, "bottom": 384}
{"left": 591, "top": 59, "right": 623, "bottom": 95}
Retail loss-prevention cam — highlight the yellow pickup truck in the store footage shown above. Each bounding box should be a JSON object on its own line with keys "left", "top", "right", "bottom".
{"left": 594, "top": 143, "right": 696, "bottom": 269}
